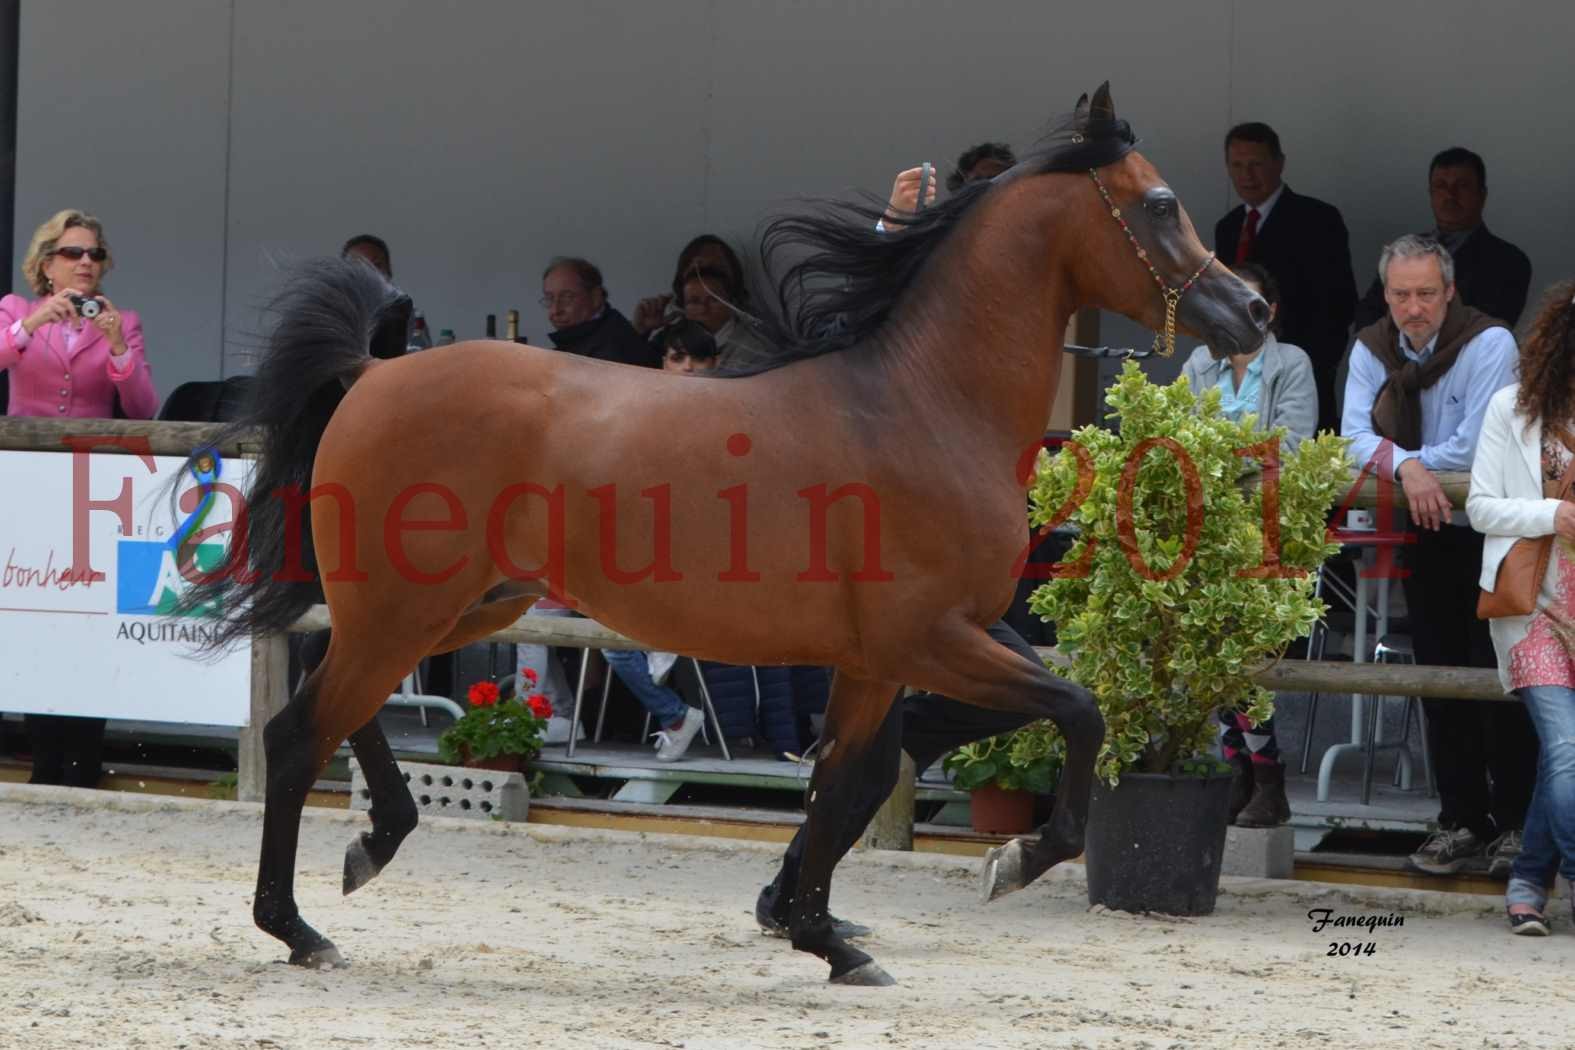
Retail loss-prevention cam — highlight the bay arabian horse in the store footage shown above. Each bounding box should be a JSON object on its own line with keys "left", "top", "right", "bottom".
{"left": 184, "top": 84, "right": 1267, "bottom": 986}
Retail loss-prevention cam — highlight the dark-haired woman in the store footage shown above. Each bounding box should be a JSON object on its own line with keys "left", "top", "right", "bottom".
{"left": 632, "top": 234, "right": 750, "bottom": 337}
{"left": 1182, "top": 262, "right": 1317, "bottom": 827}
{"left": 1467, "top": 280, "right": 1575, "bottom": 936}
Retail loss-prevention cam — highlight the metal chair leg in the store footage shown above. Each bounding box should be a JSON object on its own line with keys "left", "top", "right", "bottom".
{"left": 1299, "top": 691, "right": 1321, "bottom": 775}
{"left": 1361, "top": 691, "right": 1382, "bottom": 805}
{"left": 691, "top": 658, "right": 732, "bottom": 761}
{"left": 593, "top": 653, "right": 615, "bottom": 744}
{"left": 566, "top": 649, "right": 592, "bottom": 758}
{"left": 1395, "top": 697, "right": 1418, "bottom": 789}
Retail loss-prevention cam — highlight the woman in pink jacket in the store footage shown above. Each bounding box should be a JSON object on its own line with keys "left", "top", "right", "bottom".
{"left": 1, "top": 208, "right": 156, "bottom": 420}
{"left": 2, "top": 208, "right": 157, "bottom": 788}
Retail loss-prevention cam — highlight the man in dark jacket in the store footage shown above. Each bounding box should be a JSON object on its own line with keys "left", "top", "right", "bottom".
{"left": 1353, "top": 147, "right": 1532, "bottom": 331}
{"left": 1215, "top": 122, "right": 1357, "bottom": 434}
{"left": 541, "top": 257, "right": 659, "bottom": 368}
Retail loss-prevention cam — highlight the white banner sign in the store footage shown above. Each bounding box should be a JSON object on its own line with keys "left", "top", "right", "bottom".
{"left": 0, "top": 448, "right": 254, "bottom": 725}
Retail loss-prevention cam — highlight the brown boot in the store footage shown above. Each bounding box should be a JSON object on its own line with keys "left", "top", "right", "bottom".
{"left": 1235, "top": 762, "right": 1291, "bottom": 827}
{"left": 1227, "top": 752, "right": 1254, "bottom": 824}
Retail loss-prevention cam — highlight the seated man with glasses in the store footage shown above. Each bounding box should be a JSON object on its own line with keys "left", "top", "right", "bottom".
{"left": 541, "top": 256, "right": 659, "bottom": 368}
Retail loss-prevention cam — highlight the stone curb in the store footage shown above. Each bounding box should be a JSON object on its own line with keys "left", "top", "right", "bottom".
{"left": 0, "top": 783, "right": 1505, "bottom": 916}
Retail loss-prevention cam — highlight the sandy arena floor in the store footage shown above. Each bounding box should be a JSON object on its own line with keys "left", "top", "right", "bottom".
{"left": 1, "top": 784, "right": 1570, "bottom": 1050}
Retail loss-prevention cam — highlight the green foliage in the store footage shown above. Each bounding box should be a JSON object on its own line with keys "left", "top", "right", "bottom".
{"left": 207, "top": 771, "right": 238, "bottom": 801}
{"left": 437, "top": 689, "right": 550, "bottom": 765}
{"left": 943, "top": 719, "right": 1064, "bottom": 794}
{"left": 1029, "top": 362, "right": 1350, "bottom": 784}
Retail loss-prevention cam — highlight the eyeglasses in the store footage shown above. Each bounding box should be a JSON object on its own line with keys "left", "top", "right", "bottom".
{"left": 52, "top": 246, "right": 108, "bottom": 262}
{"left": 538, "top": 291, "right": 586, "bottom": 309}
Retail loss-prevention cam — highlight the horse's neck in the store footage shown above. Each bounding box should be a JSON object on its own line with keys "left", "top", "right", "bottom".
{"left": 874, "top": 235, "right": 1072, "bottom": 460}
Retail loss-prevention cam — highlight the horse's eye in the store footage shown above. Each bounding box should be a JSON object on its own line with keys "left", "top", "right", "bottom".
{"left": 1147, "top": 197, "right": 1175, "bottom": 218}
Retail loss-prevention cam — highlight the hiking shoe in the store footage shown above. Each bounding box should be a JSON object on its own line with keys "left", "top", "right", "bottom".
{"left": 1408, "top": 827, "right": 1486, "bottom": 875}
{"left": 1507, "top": 908, "right": 1550, "bottom": 937}
{"left": 653, "top": 707, "right": 705, "bottom": 762}
{"left": 1486, "top": 829, "right": 1523, "bottom": 880}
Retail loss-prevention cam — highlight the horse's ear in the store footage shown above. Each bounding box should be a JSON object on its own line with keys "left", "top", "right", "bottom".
{"left": 1073, "top": 92, "right": 1090, "bottom": 124}
{"left": 1091, "top": 81, "right": 1115, "bottom": 120}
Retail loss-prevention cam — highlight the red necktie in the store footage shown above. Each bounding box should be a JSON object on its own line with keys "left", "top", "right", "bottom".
{"left": 1235, "top": 207, "right": 1260, "bottom": 264}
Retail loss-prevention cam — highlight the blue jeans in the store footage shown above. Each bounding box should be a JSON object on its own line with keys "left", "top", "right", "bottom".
{"left": 601, "top": 649, "right": 688, "bottom": 729}
{"left": 1508, "top": 685, "right": 1575, "bottom": 903}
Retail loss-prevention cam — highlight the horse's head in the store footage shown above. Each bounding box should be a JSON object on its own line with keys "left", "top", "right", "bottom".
{"left": 1062, "top": 84, "right": 1269, "bottom": 359}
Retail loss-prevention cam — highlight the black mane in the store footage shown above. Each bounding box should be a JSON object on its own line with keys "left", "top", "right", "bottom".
{"left": 731, "top": 112, "right": 1137, "bottom": 376}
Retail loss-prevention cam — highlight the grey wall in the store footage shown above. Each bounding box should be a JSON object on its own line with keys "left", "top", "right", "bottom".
{"left": 14, "top": 0, "right": 1575, "bottom": 400}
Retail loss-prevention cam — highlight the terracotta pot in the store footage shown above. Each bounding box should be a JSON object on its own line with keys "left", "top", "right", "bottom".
{"left": 969, "top": 784, "right": 1036, "bottom": 835}
{"left": 461, "top": 751, "right": 531, "bottom": 773}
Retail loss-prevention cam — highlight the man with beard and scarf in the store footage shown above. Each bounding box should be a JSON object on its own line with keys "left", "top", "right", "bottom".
{"left": 1342, "top": 233, "right": 1535, "bottom": 880}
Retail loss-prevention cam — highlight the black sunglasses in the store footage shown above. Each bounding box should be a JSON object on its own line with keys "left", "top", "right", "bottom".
{"left": 52, "top": 246, "right": 108, "bottom": 262}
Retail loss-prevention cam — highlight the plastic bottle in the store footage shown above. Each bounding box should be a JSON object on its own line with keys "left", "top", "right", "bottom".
{"left": 407, "top": 311, "right": 433, "bottom": 352}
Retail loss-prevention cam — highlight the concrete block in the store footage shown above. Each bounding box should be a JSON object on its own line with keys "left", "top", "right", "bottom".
{"left": 350, "top": 759, "right": 530, "bottom": 823}
{"left": 1221, "top": 824, "right": 1295, "bottom": 879}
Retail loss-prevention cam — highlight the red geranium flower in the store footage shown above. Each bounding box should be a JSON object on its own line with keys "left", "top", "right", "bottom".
{"left": 521, "top": 667, "right": 539, "bottom": 687}
{"left": 467, "top": 681, "right": 500, "bottom": 708}
{"left": 526, "top": 693, "right": 553, "bottom": 720}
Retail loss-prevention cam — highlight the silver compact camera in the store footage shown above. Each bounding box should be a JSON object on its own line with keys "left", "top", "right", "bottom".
{"left": 69, "top": 294, "right": 104, "bottom": 319}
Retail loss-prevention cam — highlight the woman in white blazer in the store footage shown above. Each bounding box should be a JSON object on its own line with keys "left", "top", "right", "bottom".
{"left": 1182, "top": 263, "right": 1319, "bottom": 829}
{"left": 1466, "top": 281, "right": 1575, "bottom": 936}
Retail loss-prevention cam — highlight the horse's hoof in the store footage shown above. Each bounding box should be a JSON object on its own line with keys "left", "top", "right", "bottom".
{"left": 979, "top": 838, "right": 1029, "bottom": 903}
{"left": 830, "top": 961, "right": 896, "bottom": 987}
{"left": 343, "top": 835, "right": 381, "bottom": 896}
{"left": 288, "top": 944, "right": 348, "bottom": 969}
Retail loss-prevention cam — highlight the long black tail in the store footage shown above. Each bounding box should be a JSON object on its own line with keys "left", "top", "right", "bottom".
{"left": 179, "top": 258, "right": 411, "bottom": 650}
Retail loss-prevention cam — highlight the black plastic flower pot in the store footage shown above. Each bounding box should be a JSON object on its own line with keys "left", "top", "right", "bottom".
{"left": 1084, "top": 770, "right": 1233, "bottom": 916}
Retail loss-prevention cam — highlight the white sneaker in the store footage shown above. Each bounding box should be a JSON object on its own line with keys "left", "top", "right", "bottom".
{"left": 653, "top": 707, "right": 705, "bottom": 762}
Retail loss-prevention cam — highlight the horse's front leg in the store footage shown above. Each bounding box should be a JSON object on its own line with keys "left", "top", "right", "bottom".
{"left": 757, "top": 697, "right": 901, "bottom": 939}
{"left": 905, "top": 618, "right": 1104, "bottom": 902}
{"left": 788, "top": 673, "right": 903, "bottom": 986}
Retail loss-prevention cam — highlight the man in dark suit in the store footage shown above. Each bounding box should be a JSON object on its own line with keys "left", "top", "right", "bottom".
{"left": 1215, "top": 122, "right": 1357, "bottom": 434}
{"left": 1352, "top": 147, "right": 1532, "bottom": 331}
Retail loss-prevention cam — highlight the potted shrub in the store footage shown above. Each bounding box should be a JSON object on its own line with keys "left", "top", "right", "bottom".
{"left": 1028, "top": 362, "right": 1348, "bottom": 914}
{"left": 438, "top": 675, "right": 554, "bottom": 773}
{"left": 943, "top": 721, "right": 1064, "bottom": 834}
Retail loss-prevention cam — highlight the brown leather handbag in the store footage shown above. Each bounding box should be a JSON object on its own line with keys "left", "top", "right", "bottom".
{"left": 1477, "top": 427, "right": 1575, "bottom": 619}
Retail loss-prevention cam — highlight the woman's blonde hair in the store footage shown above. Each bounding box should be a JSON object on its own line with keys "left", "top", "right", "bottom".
{"left": 21, "top": 209, "right": 113, "bottom": 297}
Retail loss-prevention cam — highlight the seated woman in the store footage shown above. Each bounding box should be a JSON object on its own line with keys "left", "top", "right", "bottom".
{"left": 679, "top": 268, "right": 772, "bottom": 372}
{"left": 632, "top": 234, "right": 751, "bottom": 336}
{"left": 1, "top": 208, "right": 158, "bottom": 788}
{"left": 1180, "top": 262, "right": 1316, "bottom": 828}
{"left": 1466, "top": 281, "right": 1575, "bottom": 937}
{"left": 1180, "top": 262, "right": 1317, "bottom": 452}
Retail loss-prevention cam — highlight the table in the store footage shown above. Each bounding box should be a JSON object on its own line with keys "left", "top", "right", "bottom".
{"left": 1313, "top": 530, "right": 1418, "bottom": 802}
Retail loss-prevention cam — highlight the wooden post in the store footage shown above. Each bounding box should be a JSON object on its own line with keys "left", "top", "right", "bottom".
{"left": 862, "top": 751, "right": 917, "bottom": 851}
{"left": 239, "top": 634, "right": 290, "bottom": 803}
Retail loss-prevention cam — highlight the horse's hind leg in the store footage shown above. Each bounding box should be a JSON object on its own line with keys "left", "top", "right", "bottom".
{"left": 342, "top": 718, "right": 419, "bottom": 895}
{"left": 253, "top": 616, "right": 453, "bottom": 966}
{"left": 789, "top": 673, "right": 903, "bottom": 986}
{"left": 340, "top": 592, "right": 538, "bottom": 896}
{"left": 252, "top": 655, "right": 358, "bottom": 967}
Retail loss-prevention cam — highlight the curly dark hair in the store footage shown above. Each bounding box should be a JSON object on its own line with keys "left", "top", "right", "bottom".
{"left": 1514, "top": 279, "right": 1575, "bottom": 432}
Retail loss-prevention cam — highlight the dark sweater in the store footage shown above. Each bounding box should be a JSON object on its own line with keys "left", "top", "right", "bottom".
{"left": 547, "top": 307, "right": 660, "bottom": 368}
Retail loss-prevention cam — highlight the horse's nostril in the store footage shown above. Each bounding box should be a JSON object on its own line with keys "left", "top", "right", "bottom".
{"left": 1248, "top": 297, "right": 1271, "bottom": 329}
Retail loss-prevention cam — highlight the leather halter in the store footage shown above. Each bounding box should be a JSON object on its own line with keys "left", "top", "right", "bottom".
{"left": 1088, "top": 168, "right": 1215, "bottom": 357}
